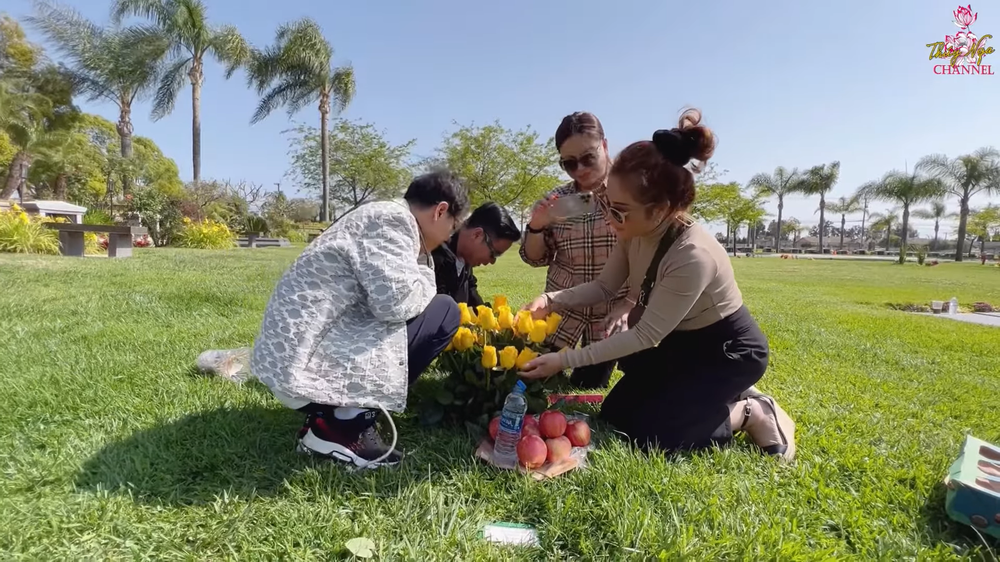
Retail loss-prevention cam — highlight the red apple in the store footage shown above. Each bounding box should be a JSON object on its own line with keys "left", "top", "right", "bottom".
{"left": 538, "top": 410, "right": 567, "bottom": 439}
{"left": 521, "top": 423, "right": 541, "bottom": 438}
{"left": 565, "top": 420, "right": 591, "bottom": 447}
{"left": 516, "top": 435, "right": 547, "bottom": 469}
{"left": 545, "top": 436, "right": 572, "bottom": 464}
{"left": 488, "top": 416, "right": 500, "bottom": 441}
{"left": 522, "top": 415, "right": 538, "bottom": 431}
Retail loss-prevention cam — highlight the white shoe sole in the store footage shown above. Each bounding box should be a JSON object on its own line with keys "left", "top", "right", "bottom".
{"left": 297, "top": 429, "right": 401, "bottom": 468}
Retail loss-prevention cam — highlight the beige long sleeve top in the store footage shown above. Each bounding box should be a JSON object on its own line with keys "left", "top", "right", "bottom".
{"left": 545, "top": 220, "right": 744, "bottom": 369}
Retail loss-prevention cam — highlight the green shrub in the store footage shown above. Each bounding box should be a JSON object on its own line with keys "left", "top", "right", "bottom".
{"left": 83, "top": 209, "right": 114, "bottom": 226}
{"left": 0, "top": 204, "right": 59, "bottom": 255}
{"left": 242, "top": 215, "right": 268, "bottom": 235}
{"left": 286, "top": 230, "right": 306, "bottom": 243}
{"left": 174, "top": 218, "right": 236, "bottom": 250}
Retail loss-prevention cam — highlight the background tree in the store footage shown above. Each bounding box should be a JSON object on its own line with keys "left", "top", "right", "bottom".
{"left": 248, "top": 18, "right": 355, "bottom": 222}
{"left": 748, "top": 166, "right": 800, "bottom": 252}
{"left": 912, "top": 200, "right": 950, "bottom": 251}
{"left": 284, "top": 119, "right": 414, "bottom": 222}
{"left": 861, "top": 169, "right": 945, "bottom": 263}
{"left": 433, "top": 120, "right": 562, "bottom": 209}
{"left": 795, "top": 161, "right": 840, "bottom": 254}
{"left": 694, "top": 182, "right": 764, "bottom": 255}
{"left": 966, "top": 206, "right": 1000, "bottom": 259}
{"left": 825, "top": 194, "right": 862, "bottom": 250}
{"left": 111, "top": 0, "right": 250, "bottom": 187}
{"left": 868, "top": 209, "right": 900, "bottom": 252}
{"left": 29, "top": 1, "right": 167, "bottom": 193}
{"left": 919, "top": 148, "right": 1000, "bottom": 261}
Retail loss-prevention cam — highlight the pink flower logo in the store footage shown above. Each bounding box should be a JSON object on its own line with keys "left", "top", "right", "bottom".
{"left": 945, "top": 35, "right": 958, "bottom": 53}
{"left": 954, "top": 31, "right": 979, "bottom": 62}
{"left": 953, "top": 4, "right": 977, "bottom": 29}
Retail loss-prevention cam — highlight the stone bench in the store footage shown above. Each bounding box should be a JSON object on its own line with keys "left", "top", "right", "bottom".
{"left": 44, "top": 223, "right": 148, "bottom": 258}
{"left": 236, "top": 236, "right": 290, "bottom": 248}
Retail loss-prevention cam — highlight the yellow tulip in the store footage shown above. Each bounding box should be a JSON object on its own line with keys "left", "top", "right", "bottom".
{"left": 494, "top": 295, "right": 508, "bottom": 309}
{"left": 529, "top": 320, "right": 548, "bottom": 343}
{"left": 457, "top": 302, "right": 473, "bottom": 325}
{"left": 515, "top": 348, "right": 539, "bottom": 369}
{"left": 497, "top": 307, "right": 514, "bottom": 331}
{"left": 516, "top": 310, "right": 534, "bottom": 336}
{"left": 444, "top": 341, "right": 454, "bottom": 352}
{"left": 453, "top": 327, "right": 475, "bottom": 351}
{"left": 10, "top": 203, "right": 21, "bottom": 212}
{"left": 18, "top": 212, "right": 29, "bottom": 225}
{"left": 478, "top": 307, "right": 499, "bottom": 331}
{"left": 499, "top": 346, "right": 518, "bottom": 370}
{"left": 545, "top": 312, "right": 563, "bottom": 335}
{"left": 482, "top": 345, "right": 498, "bottom": 369}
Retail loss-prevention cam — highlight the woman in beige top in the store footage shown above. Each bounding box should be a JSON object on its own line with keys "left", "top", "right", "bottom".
{"left": 520, "top": 109, "right": 796, "bottom": 460}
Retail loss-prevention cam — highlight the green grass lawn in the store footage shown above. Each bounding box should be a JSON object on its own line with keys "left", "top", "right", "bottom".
{"left": 1, "top": 249, "right": 999, "bottom": 560}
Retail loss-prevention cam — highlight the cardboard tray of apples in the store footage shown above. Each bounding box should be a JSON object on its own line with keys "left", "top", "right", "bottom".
{"left": 475, "top": 410, "right": 593, "bottom": 480}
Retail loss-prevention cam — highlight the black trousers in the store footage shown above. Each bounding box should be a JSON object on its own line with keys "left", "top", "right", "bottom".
{"left": 556, "top": 332, "right": 616, "bottom": 389}
{"left": 599, "top": 306, "right": 768, "bottom": 452}
{"left": 300, "top": 294, "right": 460, "bottom": 422}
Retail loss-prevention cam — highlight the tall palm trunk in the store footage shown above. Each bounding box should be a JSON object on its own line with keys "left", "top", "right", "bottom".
{"left": 955, "top": 196, "right": 970, "bottom": 261}
{"left": 190, "top": 62, "right": 203, "bottom": 187}
{"left": 318, "top": 92, "right": 331, "bottom": 222}
{"left": 839, "top": 214, "right": 846, "bottom": 249}
{"left": 933, "top": 220, "right": 940, "bottom": 250}
{"left": 818, "top": 194, "right": 826, "bottom": 253}
{"left": 117, "top": 101, "right": 134, "bottom": 195}
{"left": 775, "top": 196, "right": 784, "bottom": 252}
{"left": 899, "top": 206, "right": 911, "bottom": 264}
{"left": 860, "top": 200, "right": 868, "bottom": 250}
{"left": 1, "top": 151, "right": 29, "bottom": 199}
{"left": 54, "top": 172, "right": 68, "bottom": 200}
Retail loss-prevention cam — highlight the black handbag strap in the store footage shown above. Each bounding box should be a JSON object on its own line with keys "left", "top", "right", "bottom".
{"left": 635, "top": 223, "right": 690, "bottom": 309}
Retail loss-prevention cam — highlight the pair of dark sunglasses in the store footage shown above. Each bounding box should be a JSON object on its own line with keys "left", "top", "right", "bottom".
{"left": 482, "top": 230, "right": 499, "bottom": 260}
{"left": 595, "top": 187, "right": 629, "bottom": 224}
{"left": 559, "top": 151, "right": 599, "bottom": 173}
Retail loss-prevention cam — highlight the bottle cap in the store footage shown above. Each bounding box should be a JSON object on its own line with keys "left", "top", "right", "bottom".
{"left": 515, "top": 380, "right": 526, "bottom": 393}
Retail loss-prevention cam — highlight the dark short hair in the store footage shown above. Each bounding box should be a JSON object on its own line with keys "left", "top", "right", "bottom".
{"left": 464, "top": 202, "right": 520, "bottom": 242}
{"left": 403, "top": 170, "right": 470, "bottom": 219}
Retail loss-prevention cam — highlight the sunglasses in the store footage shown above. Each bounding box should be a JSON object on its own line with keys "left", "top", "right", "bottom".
{"left": 595, "top": 187, "right": 629, "bottom": 224}
{"left": 559, "top": 151, "right": 600, "bottom": 174}
{"left": 482, "top": 230, "right": 499, "bottom": 260}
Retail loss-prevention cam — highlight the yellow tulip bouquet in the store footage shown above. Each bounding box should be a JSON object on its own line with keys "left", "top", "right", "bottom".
{"left": 419, "top": 295, "right": 569, "bottom": 428}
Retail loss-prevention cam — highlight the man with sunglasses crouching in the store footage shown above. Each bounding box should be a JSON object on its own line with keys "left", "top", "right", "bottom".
{"left": 432, "top": 202, "right": 520, "bottom": 307}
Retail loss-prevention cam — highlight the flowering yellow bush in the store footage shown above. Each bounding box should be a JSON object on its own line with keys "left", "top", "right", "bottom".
{"left": 0, "top": 203, "right": 59, "bottom": 255}
{"left": 423, "top": 295, "right": 568, "bottom": 426}
{"left": 174, "top": 219, "right": 236, "bottom": 250}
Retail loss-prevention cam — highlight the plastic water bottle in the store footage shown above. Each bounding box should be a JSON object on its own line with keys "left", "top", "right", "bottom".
{"left": 492, "top": 380, "right": 528, "bottom": 469}
{"left": 949, "top": 297, "right": 958, "bottom": 314}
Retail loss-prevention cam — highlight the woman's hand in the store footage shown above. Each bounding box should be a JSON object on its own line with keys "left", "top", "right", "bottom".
{"left": 527, "top": 195, "right": 557, "bottom": 231}
{"left": 521, "top": 295, "right": 550, "bottom": 320}
{"left": 602, "top": 303, "right": 633, "bottom": 337}
{"left": 519, "top": 353, "right": 564, "bottom": 379}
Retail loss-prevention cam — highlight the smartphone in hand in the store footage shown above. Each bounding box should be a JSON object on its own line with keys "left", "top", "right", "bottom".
{"left": 549, "top": 192, "right": 595, "bottom": 220}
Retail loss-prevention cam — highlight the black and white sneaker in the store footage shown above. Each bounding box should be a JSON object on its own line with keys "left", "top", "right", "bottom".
{"left": 296, "top": 415, "right": 403, "bottom": 468}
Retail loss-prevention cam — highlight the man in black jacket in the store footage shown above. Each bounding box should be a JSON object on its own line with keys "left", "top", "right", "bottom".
{"left": 432, "top": 202, "right": 520, "bottom": 307}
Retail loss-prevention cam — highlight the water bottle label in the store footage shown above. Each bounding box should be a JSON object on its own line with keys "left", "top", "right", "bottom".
{"left": 498, "top": 410, "right": 523, "bottom": 434}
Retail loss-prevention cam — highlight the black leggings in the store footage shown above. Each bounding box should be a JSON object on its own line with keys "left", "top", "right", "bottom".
{"left": 599, "top": 306, "right": 768, "bottom": 452}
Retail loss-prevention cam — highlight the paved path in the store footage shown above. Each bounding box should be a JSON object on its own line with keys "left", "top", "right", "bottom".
{"left": 915, "top": 312, "right": 1000, "bottom": 327}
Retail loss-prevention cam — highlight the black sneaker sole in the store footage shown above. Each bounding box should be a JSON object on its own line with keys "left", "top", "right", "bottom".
{"left": 297, "top": 429, "right": 402, "bottom": 468}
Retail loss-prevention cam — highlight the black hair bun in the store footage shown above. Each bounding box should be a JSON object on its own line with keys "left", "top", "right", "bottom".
{"left": 652, "top": 129, "right": 697, "bottom": 167}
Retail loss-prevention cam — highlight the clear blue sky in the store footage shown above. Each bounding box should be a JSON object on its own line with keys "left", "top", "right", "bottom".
{"left": 7, "top": 0, "right": 999, "bottom": 237}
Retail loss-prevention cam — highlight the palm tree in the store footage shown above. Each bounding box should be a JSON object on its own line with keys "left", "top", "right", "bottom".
{"left": 825, "top": 194, "right": 862, "bottom": 250}
{"left": 861, "top": 169, "right": 945, "bottom": 263}
{"left": 748, "top": 166, "right": 800, "bottom": 252}
{"left": 912, "top": 200, "right": 951, "bottom": 251}
{"left": 918, "top": 148, "right": 1000, "bottom": 261}
{"left": 246, "top": 18, "right": 355, "bottom": 222}
{"left": 111, "top": 0, "right": 249, "bottom": 187}
{"left": 795, "top": 162, "right": 841, "bottom": 254}
{"left": 28, "top": 1, "right": 166, "bottom": 193}
{"left": 0, "top": 76, "right": 50, "bottom": 198}
{"left": 868, "top": 209, "right": 899, "bottom": 252}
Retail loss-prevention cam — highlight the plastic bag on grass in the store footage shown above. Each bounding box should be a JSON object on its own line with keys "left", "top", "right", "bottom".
{"left": 196, "top": 347, "right": 254, "bottom": 383}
